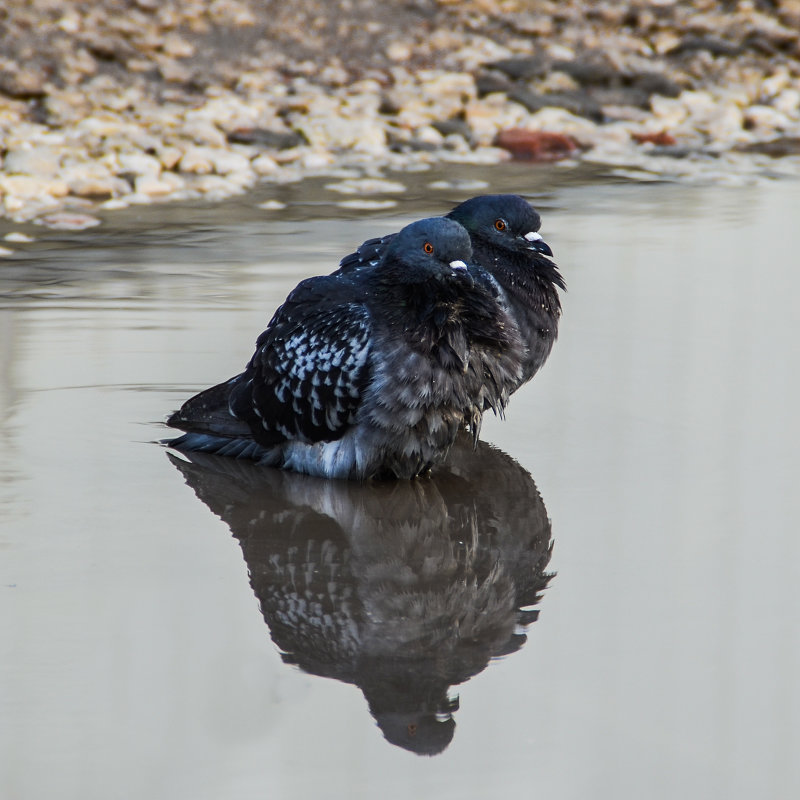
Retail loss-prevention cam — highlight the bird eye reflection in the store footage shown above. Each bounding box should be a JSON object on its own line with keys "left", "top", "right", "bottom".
{"left": 167, "top": 432, "right": 555, "bottom": 755}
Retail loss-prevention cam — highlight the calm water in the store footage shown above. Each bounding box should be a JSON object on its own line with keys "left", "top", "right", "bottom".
{"left": 1, "top": 169, "right": 799, "bottom": 799}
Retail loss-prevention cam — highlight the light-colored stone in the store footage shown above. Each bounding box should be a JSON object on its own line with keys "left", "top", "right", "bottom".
{"left": 324, "top": 178, "right": 406, "bottom": 195}
{"left": 0, "top": 175, "right": 70, "bottom": 199}
{"left": 158, "top": 146, "right": 183, "bottom": 170}
{"left": 210, "top": 150, "right": 252, "bottom": 175}
{"left": 774, "top": 89, "right": 800, "bottom": 116}
{"left": 4, "top": 146, "right": 62, "bottom": 176}
{"left": 744, "top": 105, "right": 792, "bottom": 134}
{"left": 300, "top": 151, "right": 335, "bottom": 169}
{"left": 252, "top": 154, "right": 279, "bottom": 175}
{"left": 116, "top": 152, "right": 163, "bottom": 177}
{"left": 178, "top": 147, "right": 214, "bottom": 174}
{"left": 35, "top": 212, "right": 101, "bottom": 230}
{"left": 336, "top": 198, "right": 397, "bottom": 210}
{"left": 180, "top": 119, "right": 228, "bottom": 147}
{"left": 162, "top": 34, "right": 195, "bottom": 58}
{"left": 135, "top": 175, "right": 176, "bottom": 196}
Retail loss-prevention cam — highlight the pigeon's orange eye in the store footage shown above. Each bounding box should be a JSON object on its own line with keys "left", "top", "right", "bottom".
{"left": 423, "top": 241, "right": 434, "bottom": 254}
{"left": 494, "top": 219, "right": 507, "bottom": 231}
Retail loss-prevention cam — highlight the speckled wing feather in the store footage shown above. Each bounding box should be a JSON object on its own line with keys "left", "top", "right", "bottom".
{"left": 230, "top": 277, "right": 372, "bottom": 446}
{"left": 336, "top": 234, "right": 396, "bottom": 274}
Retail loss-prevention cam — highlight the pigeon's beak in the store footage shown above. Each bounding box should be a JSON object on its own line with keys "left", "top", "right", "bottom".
{"left": 449, "top": 260, "right": 474, "bottom": 287}
{"left": 522, "top": 230, "right": 553, "bottom": 257}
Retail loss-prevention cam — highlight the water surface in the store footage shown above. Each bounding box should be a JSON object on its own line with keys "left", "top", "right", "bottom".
{"left": 1, "top": 170, "right": 799, "bottom": 799}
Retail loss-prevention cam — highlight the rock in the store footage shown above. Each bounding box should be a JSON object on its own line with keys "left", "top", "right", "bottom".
{"left": 774, "top": 89, "right": 800, "bottom": 115}
{"left": 387, "top": 42, "right": 412, "bottom": 62}
{"left": 0, "top": 175, "right": 69, "bottom": 199}
{"left": 324, "top": 178, "right": 406, "bottom": 195}
{"left": 35, "top": 213, "right": 101, "bottom": 230}
{"left": 493, "top": 129, "right": 579, "bottom": 161}
{"left": 668, "top": 36, "right": 742, "bottom": 58}
{"left": 157, "top": 146, "right": 183, "bottom": 170}
{"left": 744, "top": 105, "right": 792, "bottom": 134}
{"left": 135, "top": 175, "right": 177, "bottom": 196}
{"left": 226, "top": 128, "right": 307, "bottom": 149}
{"left": 651, "top": 95, "right": 689, "bottom": 127}
{"left": 632, "top": 131, "right": 678, "bottom": 146}
{"left": 429, "top": 178, "right": 489, "bottom": 191}
{"left": 257, "top": 200, "right": 287, "bottom": 210}
{"left": 158, "top": 59, "right": 194, "bottom": 84}
{"left": 178, "top": 147, "right": 214, "bottom": 174}
{"left": 251, "top": 154, "right": 279, "bottom": 175}
{"left": 192, "top": 174, "right": 245, "bottom": 198}
{"left": 432, "top": 115, "right": 474, "bottom": 140}
{"left": 336, "top": 199, "right": 397, "bottom": 210}
{"left": 735, "top": 137, "right": 800, "bottom": 157}
{"left": 509, "top": 88, "right": 604, "bottom": 121}
{"left": 210, "top": 150, "right": 252, "bottom": 175}
{"left": 116, "top": 152, "right": 163, "bottom": 177}
{"left": 300, "top": 151, "right": 335, "bottom": 169}
{"left": 0, "top": 69, "right": 47, "bottom": 99}
{"left": 634, "top": 72, "right": 683, "bottom": 99}
{"left": 66, "top": 174, "right": 131, "bottom": 199}
{"left": 704, "top": 104, "right": 746, "bottom": 144}
{"left": 162, "top": 34, "right": 195, "bottom": 59}
{"left": 486, "top": 57, "right": 548, "bottom": 81}
{"left": 464, "top": 94, "right": 528, "bottom": 141}
{"left": 551, "top": 55, "right": 618, "bottom": 87}
{"left": 181, "top": 119, "right": 228, "bottom": 147}
{"left": 474, "top": 73, "right": 513, "bottom": 98}
{"left": 4, "top": 146, "right": 62, "bottom": 177}
{"left": 415, "top": 125, "right": 446, "bottom": 146}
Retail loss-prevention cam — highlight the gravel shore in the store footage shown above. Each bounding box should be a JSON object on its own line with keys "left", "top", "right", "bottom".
{"left": 1, "top": 0, "right": 799, "bottom": 229}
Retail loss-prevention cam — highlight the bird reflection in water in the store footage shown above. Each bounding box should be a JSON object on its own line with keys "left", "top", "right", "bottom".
{"left": 167, "top": 432, "right": 554, "bottom": 755}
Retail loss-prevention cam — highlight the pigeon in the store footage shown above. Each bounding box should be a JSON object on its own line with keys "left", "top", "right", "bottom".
{"left": 337, "top": 194, "right": 565, "bottom": 394}
{"left": 165, "top": 217, "right": 521, "bottom": 480}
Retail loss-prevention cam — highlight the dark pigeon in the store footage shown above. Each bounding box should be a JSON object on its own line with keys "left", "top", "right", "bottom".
{"left": 165, "top": 217, "right": 521, "bottom": 480}
{"left": 337, "top": 194, "right": 565, "bottom": 395}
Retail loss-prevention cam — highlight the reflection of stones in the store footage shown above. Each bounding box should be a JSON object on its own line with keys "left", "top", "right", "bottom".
{"left": 169, "top": 433, "right": 554, "bottom": 755}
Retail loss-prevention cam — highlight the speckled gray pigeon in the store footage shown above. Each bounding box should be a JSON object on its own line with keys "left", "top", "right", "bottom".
{"left": 165, "top": 217, "right": 522, "bottom": 480}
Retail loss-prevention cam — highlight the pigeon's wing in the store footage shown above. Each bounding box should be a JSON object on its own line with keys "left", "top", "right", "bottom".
{"left": 336, "top": 233, "right": 397, "bottom": 274}
{"left": 231, "top": 278, "right": 373, "bottom": 445}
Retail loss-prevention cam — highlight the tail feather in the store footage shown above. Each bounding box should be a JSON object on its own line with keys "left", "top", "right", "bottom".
{"left": 164, "top": 432, "right": 271, "bottom": 461}
{"left": 167, "top": 374, "right": 252, "bottom": 438}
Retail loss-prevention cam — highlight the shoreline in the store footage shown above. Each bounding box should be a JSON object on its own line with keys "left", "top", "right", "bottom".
{"left": 1, "top": 1, "right": 799, "bottom": 231}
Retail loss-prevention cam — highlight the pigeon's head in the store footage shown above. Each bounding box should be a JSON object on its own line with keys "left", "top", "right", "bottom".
{"left": 379, "top": 217, "right": 474, "bottom": 285}
{"left": 448, "top": 194, "right": 554, "bottom": 258}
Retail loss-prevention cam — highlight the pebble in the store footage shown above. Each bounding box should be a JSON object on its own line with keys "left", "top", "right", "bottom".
{"left": 324, "top": 178, "right": 406, "bottom": 195}
{"left": 429, "top": 179, "right": 490, "bottom": 191}
{"left": 258, "top": 200, "right": 287, "bottom": 210}
{"left": 494, "top": 129, "right": 579, "bottom": 161}
{"left": 135, "top": 174, "right": 179, "bottom": 196}
{"left": 4, "top": 146, "right": 62, "bottom": 177}
{"left": 34, "top": 213, "right": 102, "bottom": 230}
{"left": 336, "top": 199, "right": 398, "bottom": 210}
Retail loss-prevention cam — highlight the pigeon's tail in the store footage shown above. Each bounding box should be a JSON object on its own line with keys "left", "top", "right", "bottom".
{"left": 163, "top": 431, "right": 271, "bottom": 461}
{"left": 166, "top": 374, "right": 253, "bottom": 438}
